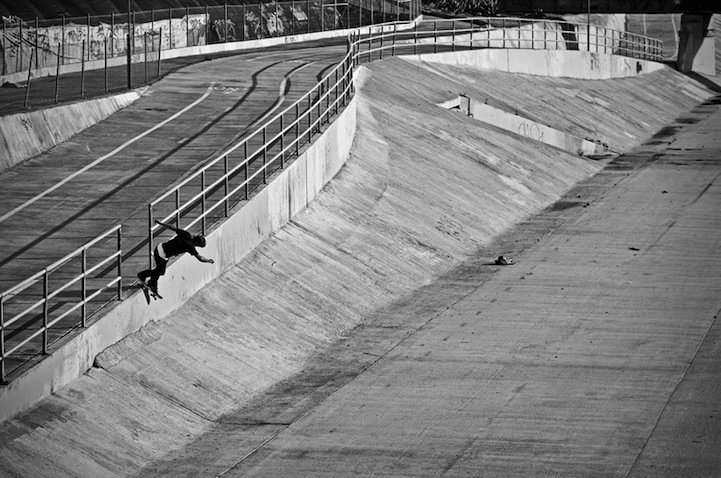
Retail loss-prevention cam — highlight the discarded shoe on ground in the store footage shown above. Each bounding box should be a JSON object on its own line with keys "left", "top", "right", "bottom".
{"left": 495, "top": 255, "right": 514, "bottom": 265}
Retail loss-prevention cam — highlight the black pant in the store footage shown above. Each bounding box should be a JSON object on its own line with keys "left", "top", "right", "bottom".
{"left": 138, "top": 248, "right": 168, "bottom": 291}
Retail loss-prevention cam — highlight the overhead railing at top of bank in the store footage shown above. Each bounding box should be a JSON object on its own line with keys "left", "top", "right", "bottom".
{"left": 0, "top": 15, "right": 662, "bottom": 384}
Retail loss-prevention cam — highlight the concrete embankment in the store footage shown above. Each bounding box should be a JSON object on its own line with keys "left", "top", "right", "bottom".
{"left": 0, "top": 90, "right": 142, "bottom": 171}
{"left": 0, "top": 52, "right": 715, "bottom": 476}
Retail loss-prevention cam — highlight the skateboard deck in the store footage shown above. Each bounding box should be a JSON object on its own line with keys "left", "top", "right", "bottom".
{"left": 138, "top": 282, "right": 163, "bottom": 304}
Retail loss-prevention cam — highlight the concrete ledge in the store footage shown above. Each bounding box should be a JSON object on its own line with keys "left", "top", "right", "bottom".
{"left": 0, "top": 95, "right": 357, "bottom": 422}
{"left": 440, "top": 95, "right": 609, "bottom": 156}
{"left": 404, "top": 48, "right": 665, "bottom": 79}
{"left": 0, "top": 89, "right": 142, "bottom": 172}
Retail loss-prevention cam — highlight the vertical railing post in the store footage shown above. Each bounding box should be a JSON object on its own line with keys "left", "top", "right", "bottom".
{"left": 81, "top": 248, "right": 87, "bottom": 327}
{"left": 0, "top": 295, "right": 5, "bottom": 383}
{"left": 433, "top": 20, "right": 437, "bottom": 54}
{"left": 1, "top": 19, "right": 5, "bottom": 76}
{"left": 392, "top": 23, "right": 396, "bottom": 56}
{"left": 201, "top": 170, "right": 206, "bottom": 234}
{"left": 117, "top": 226, "right": 123, "bottom": 300}
{"left": 243, "top": 143, "right": 249, "bottom": 199}
{"left": 19, "top": 20, "right": 23, "bottom": 73}
{"left": 224, "top": 155, "right": 229, "bottom": 216}
{"left": 295, "top": 103, "right": 300, "bottom": 156}
{"left": 262, "top": 128, "right": 268, "bottom": 184}
{"left": 148, "top": 204, "right": 154, "bottom": 269}
{"left": 175, "top": 189, "right": 181, "bottom": 227}
{"left": 186, "top": 6, "right": 190, "bottom": 47}
{"left": 321, "top": 0, "right": 325, "bottom": 32}
{"left": 42, "top": 271, "right": 48, "bottom": 354}
{"left": 308, "top": 95, "right": 312, "bottom": 141}
{"left": 169, "top": 8, "right": 173, "bottom": 48}
{"left": 35, "top": 17, "right": 39, "bottom": 70}
{"left": 280, "top": 114, "right": 285, "bottom": 168}
{"left": 413, "top": 21, "right": 417, "bottom": 55}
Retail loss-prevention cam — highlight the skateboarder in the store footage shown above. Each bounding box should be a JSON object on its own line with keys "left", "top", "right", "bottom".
{"left": 137, "top": 220, "right": 214, "bottom": 298}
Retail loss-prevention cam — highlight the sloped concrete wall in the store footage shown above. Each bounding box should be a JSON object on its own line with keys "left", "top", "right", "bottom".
{"left": 405, "top": 48, "right": 664, "bottom": 79}
{"left": 0, "top": 96, "right": 357, "bottom": 422}
{"left": 0, "top": 90, "right": 141, "bottom": 172}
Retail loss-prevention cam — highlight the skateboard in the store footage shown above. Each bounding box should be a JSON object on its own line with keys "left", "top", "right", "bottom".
{"left": 138, "top": 281, "right": 163, "bottom": 304}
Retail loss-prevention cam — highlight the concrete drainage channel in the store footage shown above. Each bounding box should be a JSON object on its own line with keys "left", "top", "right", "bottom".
{"left": 439, "top": 94, "right": 615, "bottom": 159}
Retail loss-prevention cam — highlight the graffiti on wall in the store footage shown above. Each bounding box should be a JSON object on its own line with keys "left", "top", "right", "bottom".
{"left": 1, "top": 14, "right": 207, "bottom": 75}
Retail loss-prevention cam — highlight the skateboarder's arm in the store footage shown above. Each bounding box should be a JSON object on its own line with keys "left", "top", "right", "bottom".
{"left": 194, "top": 253, "right": 214, "bottom": 264}
{"left": 155, "top": 220, "right": 183, "bottom": 234}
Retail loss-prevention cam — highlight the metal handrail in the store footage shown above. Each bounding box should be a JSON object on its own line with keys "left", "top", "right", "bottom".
{"left": 0, "top": 225, "right": 122, "bottom": 382}
{"left": 146, "top": 16, "right": 663, "bottom": 264}
{"left": 146, "top": 40, "right": 356, "bottom": 261}
{"left": 354, "top": 17, "right": 663, "bottom": 62}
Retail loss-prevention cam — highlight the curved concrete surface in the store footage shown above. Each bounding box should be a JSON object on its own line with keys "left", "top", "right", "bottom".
{"left": 0, "top": 52, "right": 717, "bottom": 476}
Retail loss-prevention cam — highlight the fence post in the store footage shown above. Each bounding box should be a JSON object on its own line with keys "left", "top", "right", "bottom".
{"left": 80, "top": 40, "right": 86, "bottom": 98}
{"left": 19, "top": 20, "right": 23, "bottom": 73}
{"left": 225, "top": 4, "right": 229, "bottom": 42}
{"left": 87, "top": 14, "right": 91, "bottom": 61}
{"left": 104, "top": 38, "right": 108, "bottom": 92}
{"left": 54, "top": 43, "right": 61, "bottom": 103}
{"left": 321, "top": 0, "right": 324, "bottom": 32}
{"left": 307, "top": 0, "right": 311, "bottom": 34}
{"left": 144, "top": 32, "right": 148, "bottom": 83}
{"left": 205, "top": 5, "right": 209, "bottom": 45}
{"left": 169, "top": 8, "right": 173, "bottom": 48}
{"left": 157, "top": 28, "right": 162, "bottom": 78}
{"left": 62, "top": 16, "right": 66, "bottom": 65}
{"left": 81, "top": 248, "right": 87, "bottom": 327}
{"left": 111, "top": 13, "right": 115, "bottom": 57}
{"left": 186, "top": 6, "right": 190, "bottom": 46}
{"left": 126, "top": 33, "right": 132, "bottom": 89}
{"left": 24, "top": 51, "right": 33, "bottom": 109}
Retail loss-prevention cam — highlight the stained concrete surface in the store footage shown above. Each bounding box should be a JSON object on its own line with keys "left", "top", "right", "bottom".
{"left": 0, "top": 56, "right": 719, "bottom": 476}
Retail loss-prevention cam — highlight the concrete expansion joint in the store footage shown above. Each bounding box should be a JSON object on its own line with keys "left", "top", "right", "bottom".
{"left": 626, "top": 304, "right": 721, "bottom": 476}
{"left": 135, "top": 378, "right": 217, "bottom": 424}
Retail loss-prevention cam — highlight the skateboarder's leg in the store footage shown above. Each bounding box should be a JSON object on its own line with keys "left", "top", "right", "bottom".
{"left": 148, "top": 257, "right": 168, "bottom": 294}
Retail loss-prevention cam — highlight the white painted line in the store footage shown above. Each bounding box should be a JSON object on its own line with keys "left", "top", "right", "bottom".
{"left": 0, "top": 83, "right": 216, "bottom": 225}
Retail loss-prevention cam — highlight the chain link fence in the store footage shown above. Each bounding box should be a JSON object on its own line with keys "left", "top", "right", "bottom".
{"left": 0, "top": 0, "right": 419, "bottom": 110}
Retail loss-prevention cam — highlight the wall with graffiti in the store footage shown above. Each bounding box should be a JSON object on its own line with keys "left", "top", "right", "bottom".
{"left": 1, "top": 14, "right": 207, "bottom": 75}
